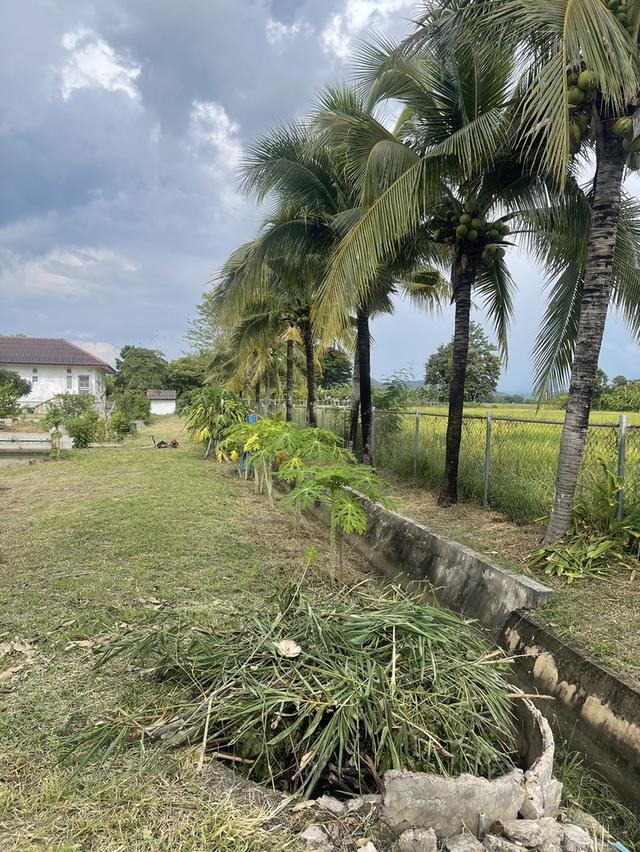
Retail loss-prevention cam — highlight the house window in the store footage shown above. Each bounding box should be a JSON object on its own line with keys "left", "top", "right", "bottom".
{"left": 32, "top": 368, "right": 38, "bottom": 385}
{"left": 66, "top": 369, "right": 72, "bottom": 390}
{"left": 78, "top": 375, "right": 91, "bottom": 395}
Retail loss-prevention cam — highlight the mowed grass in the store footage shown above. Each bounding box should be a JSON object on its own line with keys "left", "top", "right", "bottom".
{"left": 414, "top": 403, "right": 640, "bottom": 424}
{"left": 0, "top": 416, "right": 369, "bottom": 851}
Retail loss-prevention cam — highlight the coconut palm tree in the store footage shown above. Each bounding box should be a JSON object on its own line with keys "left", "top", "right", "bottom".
{"left": 316, "top": 40, "right": 540, "bottom": 505}
{"left": 405, "top": 0, "right": 640, "bottom": 536}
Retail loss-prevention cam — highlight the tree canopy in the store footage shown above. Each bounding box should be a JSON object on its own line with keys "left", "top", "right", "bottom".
{"left": 112, "top": 346, "right": 169, "bottom": 393}
{"left": 425, "top": 322, "right": 501, "bottom": 403}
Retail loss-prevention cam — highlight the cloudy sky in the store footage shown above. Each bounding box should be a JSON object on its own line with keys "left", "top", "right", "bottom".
{"left": 2, "top": 1, "right": 638, "bottom": 391}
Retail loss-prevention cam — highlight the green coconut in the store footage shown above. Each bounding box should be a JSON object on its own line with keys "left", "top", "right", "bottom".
{"left": 488, "top": 228, "right": 500, "bottom": 240}
{"left": 467, "top": 229, "right": 479, "bottom": 241}
{"left": 433, "top": 228, "right": 442, "bottom": 242}
{"left": 612, "top": 117, "right": 633, "bottom": 138}
{"left": 470, "top": 217, "right": 483, "bottom": 230}
{"left": 568, "top": 87, "right": 586, "bottom": 106}
{"left": 629, "top": 153, "right": 640, "bottom": 171}
{"left": 456, "top": 224, "right": 469, "bottom": 239}
{"left": 496, "top": 247, "right": 506, "bottom": 259}
{"left": 484, "top": 243, "right": 499, "bottom": 257}
{"left": 577, "top": 70, "right": 598, "bottom": 91}
{"left": 459, "top": 213, "right": 472, "bottom": 226}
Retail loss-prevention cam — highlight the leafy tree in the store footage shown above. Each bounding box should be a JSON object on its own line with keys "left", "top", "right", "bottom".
{"left": 592, "top": 368, "right": 610, "bottom": 406}
{"left": 425, "top": 322, "right": 501, "bottom": 403}
{"left": 112, "top": 346, "right": 169, "bottom": 393}
{"left": 185, "top": 292, "right": 224, "bottom": 354}
{"left": 320, "top": 348, "right": 352, "bottom": 388}
{"left": 0, "top": 369, "right": 31, "bottom": 398}
{"left": 599, "top": 380, "right": 640, "bottom": 412}
{"left": 167, "top": 354, "right": 208, "bottom": 399}
{"left": 611, "top": 375, "right": 629, "bottom": 389}
{"left": 112, "top": 390, "right": 151, "bottom": 424}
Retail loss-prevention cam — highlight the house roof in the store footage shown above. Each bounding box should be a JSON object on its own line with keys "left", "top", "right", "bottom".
{"left": 147, "top": 389, "right": 177, "bottom": 400}
{"left": 0, "top": 337, "right": 116, "bottom": 373}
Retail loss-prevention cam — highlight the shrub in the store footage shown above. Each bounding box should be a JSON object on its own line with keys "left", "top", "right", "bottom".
{"left": 185, "top": 386, "right": 250, "bottom": 450}
{"left": 109, "top": 411, "right": 130, "bottom": 440}
{"left": 112, "top": 389, "right": 151, "bottom": 424}
{"left": 47, "top": 393, "right": 96, "bottom": 420}
{"left": 0, "top": 384, "right": 20, "bottom": 418}
{"left": 71, "top": 586, "right": 517, "bottom": 796}
{"left": 65, "top": 410, "right": 100, "bottom": 448}
{"left": 0, "top": 369, "right": 31, "bottom": 398}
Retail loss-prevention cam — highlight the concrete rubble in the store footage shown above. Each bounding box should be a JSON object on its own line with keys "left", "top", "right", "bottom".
{"left": 296, "top": 700, "right": 610, "bottom": 852}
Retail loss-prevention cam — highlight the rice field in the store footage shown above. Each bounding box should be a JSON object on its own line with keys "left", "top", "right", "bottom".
{"left": 308, "top": 404, "right": 640, "bottom": 525}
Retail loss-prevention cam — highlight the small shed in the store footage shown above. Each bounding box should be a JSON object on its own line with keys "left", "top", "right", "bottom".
{"left": 146, "top": 389, "right": 177, "bottom": 415}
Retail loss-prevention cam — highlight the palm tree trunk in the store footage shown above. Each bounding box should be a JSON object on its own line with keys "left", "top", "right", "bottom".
{"left": 357, "top": 309, "right": 373, "bottom": 464}
{"left": 286, "top": 339, "right": 294, "bottom": 423}
{"left": 544, "top": 121, "right": 624, "bottom": 543}
{"left": 301, "top": 318, "right": 317, "bottom": 427}
{"left": 438, "top": 254, "right": 475, "bottom": 506}
{"left": 348, "top": 350, "right": 360, "bottom": 451}
{"left": 254, "top": 381, "right": 261, "bottom": 408}
{"left": 265, "top": 372, "right": 271, "bottom": 416}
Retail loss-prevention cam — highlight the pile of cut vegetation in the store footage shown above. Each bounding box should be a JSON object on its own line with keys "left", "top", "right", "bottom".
{"left": 74, "top": 586, "right": 518, "bottom": 796}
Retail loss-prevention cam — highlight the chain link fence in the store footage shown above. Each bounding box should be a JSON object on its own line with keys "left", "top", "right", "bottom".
{"left": 263, "top": 403, "right": 640, "bottom": 526}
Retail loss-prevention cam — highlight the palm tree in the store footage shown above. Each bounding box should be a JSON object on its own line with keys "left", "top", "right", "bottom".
{"left": 213, "top": 233, "right": 315, "bottom": 423}
{"left": 409, "top": 0, "right": 640, "bottom": 535}
{"left": 240, "top": 105, "right": 446, "bottom": 456}
{"left": 316, "top": 41, "right": 539, "bottom": 505}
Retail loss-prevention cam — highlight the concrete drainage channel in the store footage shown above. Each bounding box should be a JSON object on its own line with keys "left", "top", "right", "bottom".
{"left": 293, "top": 696, "right": 598, "bottom": 852}
{"left": 335, "top": 493, "right": 640, "bottom": 813}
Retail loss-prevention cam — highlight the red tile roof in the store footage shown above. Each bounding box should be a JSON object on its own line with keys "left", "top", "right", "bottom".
{"left": 0, "top": 337, "right": 115, "bottom": 372}
{"left": 146, "top": 389, "right": 177, "bottom": 400}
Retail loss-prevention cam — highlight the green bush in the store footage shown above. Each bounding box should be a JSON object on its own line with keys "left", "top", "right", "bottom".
{"left": 65, "top": 410, "right": 100, "bottom": 448}
{"left": 0, "top": 384, "right": 20, "bottom": 418}
{"left": 112, "top": 389, "right": 151, "bottom": 424}
{"left": 109, "top": 411, "right": 130, "bottom": 440}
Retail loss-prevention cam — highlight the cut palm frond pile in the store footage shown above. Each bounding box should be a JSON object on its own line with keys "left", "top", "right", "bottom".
{"left": 69, "top": 586, "right": 518, "bottom": 796}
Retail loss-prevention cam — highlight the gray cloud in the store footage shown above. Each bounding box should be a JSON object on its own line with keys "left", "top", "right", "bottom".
{"left": 1, "top": 1, "right": 637, "bottom": 387}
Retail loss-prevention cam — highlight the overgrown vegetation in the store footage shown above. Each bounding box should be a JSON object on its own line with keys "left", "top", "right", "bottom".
{"left": 529, "top": 463, "right": 640, "bottom": 583}
{"left": 184, "top": 386, "right": 250, "bottom": 454}
{"left": 70, "top": 585, "right": 518, "bottom": 797}
{"left": 556, "top": 748, "right": 640, "bottom": 847}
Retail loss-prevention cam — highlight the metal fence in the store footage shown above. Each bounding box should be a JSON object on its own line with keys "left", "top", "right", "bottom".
{"left": 266, "top": 403, "right": 640, "bottom": 526}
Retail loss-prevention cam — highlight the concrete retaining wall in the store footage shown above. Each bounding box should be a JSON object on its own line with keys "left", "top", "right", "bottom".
{"left": 342, "top": 492, "right": 640, "bottom": 809}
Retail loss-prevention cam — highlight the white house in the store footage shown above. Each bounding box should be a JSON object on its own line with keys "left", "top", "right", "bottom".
{"left": 146, "top": 389, "right": 177, "bottom": 415}
{"left": 0, "top": 336, "right": 115, "bottom": 411}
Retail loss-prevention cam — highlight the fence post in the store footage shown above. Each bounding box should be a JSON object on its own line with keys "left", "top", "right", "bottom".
{"left": 370, "top": 406, "right": 376, "bottom": 466}
{"left": 413, "top": 410, "right": 420, "bottom": 478}
{"left": 617, "top": 414, "right": 627, "bottom": 522}
{"left": 482, "top": 410, "right": 492, "bottom": 508}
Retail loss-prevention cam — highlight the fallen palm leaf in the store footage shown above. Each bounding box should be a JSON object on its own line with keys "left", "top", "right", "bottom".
{"left": 68, "top": 585, "right": 518, "bottom": 796}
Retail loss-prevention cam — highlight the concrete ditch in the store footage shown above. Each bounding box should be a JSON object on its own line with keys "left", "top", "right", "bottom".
{"left": 334, "top": 492, "right": 640, "bottom": 811}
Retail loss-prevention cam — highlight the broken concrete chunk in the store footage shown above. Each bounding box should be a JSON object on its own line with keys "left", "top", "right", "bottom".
{"left": 496, "top": 818, "right": 562, "bottom": 849}
{"left": 383, "top": 768, "right": 525, "bottom": 837}
{"left": 393, "top": 827, "right": 437, "bottom": 852}
{"left": 315, "top": 795, "right": 345, "bottom": 816}
{"left": 445, "top": 833, "right": 485, "bottom": 852}
{"left": 346, "top": 794, "right": 383, "bottom": 814}
{"left": 561, "top": 824, "right": 593, "bottom": 852}
{"left": 300, "top": 823, "right": 333, "bottom": 849}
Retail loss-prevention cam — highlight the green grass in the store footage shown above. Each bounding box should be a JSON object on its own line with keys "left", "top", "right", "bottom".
{"left": 367, "top": 405, "right": 640, "bottom": 525}
{"left": 0, "top": 416, "right": 370, "bottom": 850}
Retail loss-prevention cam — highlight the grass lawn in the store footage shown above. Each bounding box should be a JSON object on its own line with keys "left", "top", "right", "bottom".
{"left": 0, "top": 415, "right": 367, "bottom": 850}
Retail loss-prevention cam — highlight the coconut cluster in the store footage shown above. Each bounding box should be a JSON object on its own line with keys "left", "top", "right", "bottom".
{"left": 431, "top": 211, "right": 509, "bottom": 266}
{"left": 566, "top": 68, "right": 596, "bottom": 154}
{"left": 607, "top": 0, "right": 634, "bottom": 31}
